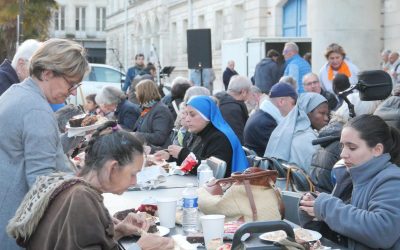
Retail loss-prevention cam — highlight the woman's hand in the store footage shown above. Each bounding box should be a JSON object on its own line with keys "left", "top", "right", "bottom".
{"left": 299, "top": 192, "right": 318, "bottom": 217}
{"left": 113, "top": 212, "right": 150, "bottom": 240}
{"left": 137, "top": 234, "right": 175, "bottom": 250}
{"left": 154, "top": 150, "right": 170, "bottom": 161}
{"left": 167, "top": 145, "right": 183, "bottom": 158}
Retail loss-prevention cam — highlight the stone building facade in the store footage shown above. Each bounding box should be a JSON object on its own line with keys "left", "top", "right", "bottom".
{"left": 106, "top": 0, "right": 400, "bottom": 91}
{"left": 50, "top": 0, "right": 108, "bottom": 63}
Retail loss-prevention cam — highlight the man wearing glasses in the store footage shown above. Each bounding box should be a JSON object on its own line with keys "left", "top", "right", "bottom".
{"left": 0, "top": 38, "right": 90, "bottom": 250}
{"left": 303, "top": 72, "right": 338, "bottom": 110}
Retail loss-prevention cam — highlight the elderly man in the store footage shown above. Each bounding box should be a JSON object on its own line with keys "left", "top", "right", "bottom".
{"left": 282, "top": 42, "right": 311, "bottom": 94}
{"left": 0, "top": 39, "right": 41, "bottom": 96}
{"left": 303, "top": 72, "right": 338, "bottom": 110}
{"left": 389, "top": 52, "right": 400, "bottom": 84}
{"left": 215, "top": 75, "right": 251, "bottom": 143}
{"left": 0, "top": 38, "right": 90, "bottom": 249}
{"left": 222, "top": 60, "right": 238, "bottom": 90}
{"left": 381, "top": 49, "right": 391, "bottom": 71}
{"left": 244, "top": 83, "right": 297, "bottom": 156}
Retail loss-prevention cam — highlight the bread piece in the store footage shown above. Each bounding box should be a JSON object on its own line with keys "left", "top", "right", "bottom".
{"left": 69, "top": 114, "right": 87, "bottom": 127}
{"left": 81, "top": 115, "right": 98, "bottom": 126}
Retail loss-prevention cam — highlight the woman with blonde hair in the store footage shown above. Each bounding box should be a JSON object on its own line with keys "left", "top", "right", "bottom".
{"left": 134, "top": 79, "right": 174, "bottom": 150}
{"left": 319, "top": 43, "right": 359, "bottom": 94}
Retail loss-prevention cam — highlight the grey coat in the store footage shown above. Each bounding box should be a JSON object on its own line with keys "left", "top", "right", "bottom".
{"left": 0, "top": 77, "right": 70, "bottom": 249}
{"left": 134, "top": 101, "right": 174, "bottom": 149}
{"left": 312, "top": 154, "right": 400, "bottom": 249}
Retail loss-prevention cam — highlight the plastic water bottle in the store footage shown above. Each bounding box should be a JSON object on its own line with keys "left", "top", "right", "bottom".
{"left": 182, "top": 183, "right": 198, "bottom": 233}
{"left": 197, "top": 160, "right": 210, "bottom": 186}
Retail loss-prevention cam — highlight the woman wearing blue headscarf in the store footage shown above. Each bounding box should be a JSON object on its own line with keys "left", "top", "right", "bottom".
{"left": 264, "top": 92, "right": 329, "bottom": 174}
{"left": 156, "top": 95, "right": 248, "bottom": 177}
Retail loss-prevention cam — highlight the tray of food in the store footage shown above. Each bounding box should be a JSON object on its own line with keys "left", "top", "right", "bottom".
{"left": 66, "top": 114, "right": 108, "bottom": 137}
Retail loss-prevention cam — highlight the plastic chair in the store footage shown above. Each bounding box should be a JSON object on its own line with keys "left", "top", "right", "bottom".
{"left": 231, "top": 220, "right": 295, "bottom": 250}
{"left": 207, "top": 156, "right": 227, "bottom": 179}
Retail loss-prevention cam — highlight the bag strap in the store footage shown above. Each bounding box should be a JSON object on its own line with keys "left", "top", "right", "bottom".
{"left": 285, "top": 165, "right": 315, "bottom": 192}
{"left": 243, "top": 180, "right": 258, "bottom": 221}
{"left": 268, "top": 178, "right": 285, "bottom": 219}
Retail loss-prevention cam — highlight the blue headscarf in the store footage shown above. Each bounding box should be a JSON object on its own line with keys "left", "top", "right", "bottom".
{"left": 187, "top": 95, "right": 248, "bottom": 172}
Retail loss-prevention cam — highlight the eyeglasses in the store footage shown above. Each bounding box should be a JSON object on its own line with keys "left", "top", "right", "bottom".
{"left": 62, "top": 75, "right": 82, "bottom": 92}
{"left": 304, "top": 80, "right": 319, "bottom": 86}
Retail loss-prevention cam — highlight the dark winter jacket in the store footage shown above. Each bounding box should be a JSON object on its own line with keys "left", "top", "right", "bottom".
{"left": 253, "top": 58, "right": 281, "bottom": 94}
{"left": 222, "top": 67, "right": 238, "bottom": 90}
{"left": 214, "top": 92, "right": 248, "bottom": 144}
{"left": 115, "top": 99, "right": 141, "bottom": 131}
{"left": 0, "top": 59, "right": 19, "bottom": 96}
{"left": 177, "top": 123, "right": 233, "bottom": 177}
{"left": 309, "top": 120, "right": 343, "bottom": 193}
{"left": 243, "top": 109, "right": 277, "bottom": 156}
{"left": 133, "top": 101, "right": 174, "bottom": 149}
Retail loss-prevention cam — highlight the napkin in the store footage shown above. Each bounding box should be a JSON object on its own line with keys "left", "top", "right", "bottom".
{"left": 172, "top": 235, "right": 197, "bottom": 250}
{"left": 137, "top": 166, "right": 168, "bottom": 190}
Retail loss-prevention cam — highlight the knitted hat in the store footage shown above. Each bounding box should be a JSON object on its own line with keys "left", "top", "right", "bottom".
{"left": 269, "top": 83, "right": 298, "bottom": 100}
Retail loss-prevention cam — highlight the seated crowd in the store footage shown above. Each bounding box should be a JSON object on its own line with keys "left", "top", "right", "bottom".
{"left": 1, "top": 38, "right": 400, "bottom": 250}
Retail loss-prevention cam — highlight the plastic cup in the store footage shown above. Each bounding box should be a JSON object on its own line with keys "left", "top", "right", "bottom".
{"left": 200, "top": 214, "right": 225, "bottom": 250}
{"left": 157, "top": 198, "right": 177, "bottom": 228}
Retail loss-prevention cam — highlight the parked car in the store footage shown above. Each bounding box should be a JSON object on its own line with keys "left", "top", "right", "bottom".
{"left": 68, "top": 63, "right": 125, "bottom": 106}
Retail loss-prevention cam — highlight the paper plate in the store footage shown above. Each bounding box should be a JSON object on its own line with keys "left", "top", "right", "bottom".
{"left": 66, "top": 122, "right": 104, "bottom": 137}
{"left": 294, "top": 228, "right": 322, "bottom": 242}
{"left": 156, "top": 226, "right": 170, "bottom": 236}
{"left": 259, "top": 230, "right": 287, "bottom": 242}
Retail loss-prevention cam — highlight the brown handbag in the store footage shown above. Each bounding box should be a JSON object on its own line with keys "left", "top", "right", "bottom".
{"left": 203, "top": 167, "right": 285, "bottom": 221}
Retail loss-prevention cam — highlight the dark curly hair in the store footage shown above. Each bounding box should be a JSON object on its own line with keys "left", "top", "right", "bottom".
{"left": 80, "top": 121, "right": 144, "bottom": 176}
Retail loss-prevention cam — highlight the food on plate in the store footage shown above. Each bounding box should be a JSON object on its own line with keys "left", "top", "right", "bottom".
{"left": 69, "top": 114, "right": 87, "bottom": 127}
{"left": 137, "top": 204, "right": 158, "bottom": 216}
{"left": 294, "top": 228, "right": 314, "bottom": 242}
{"left": 146, "top": 154, "right": 170, "bottom": 170}
{"left": 113, "top": 208, "right": 136, "bottom": 221}
{"left": 81, "top": 115, "right": 98, "bottom": 126}
{"left": 113, "top": 209, "right": 159, "bottom": 234}
{"left": 186, "top": 233, "right": 204, "bottom": 244}
{"left": 217, "top": 243, "right": 232, "bottom": 250}
{"left": 259, "top": 230, "right": 287, "bottom": 242}
{"left": 68, "top": 115, "right": 108, "bottom": 128}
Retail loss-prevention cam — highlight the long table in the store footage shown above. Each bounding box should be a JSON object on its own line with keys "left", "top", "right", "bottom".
{"left": 103, "top": 174, "right": 347, "bottom": 249}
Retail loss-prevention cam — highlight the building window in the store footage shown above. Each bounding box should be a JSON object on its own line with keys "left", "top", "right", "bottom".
{"left": 283, "top": 0, "right": 307, "bottom": 37}
{"left": 96, "top": 7, "right": 106, "bottom": 31}
{"left": 75, "top": 7, "right": 86, "bottom": 31}
{"left": 54, "top": 6, "right": 65, "bottom": 31}
{"left": 198, "top": 15, "right": 205, "bottom": 28}
{"left": 183, "top": 19, "right": 188, "bottom": 53}
{"left": 215, "top": 10, "right": 223, "bottom": 50}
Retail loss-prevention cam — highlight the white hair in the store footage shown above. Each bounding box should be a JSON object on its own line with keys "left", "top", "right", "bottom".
{"left": 95, "top": 86, "right": 125, "bottom": 105}
{"left": 11, "top": 39, "right": 41, "bottom": 69}
{"left": 183, "top": 86, "right": 211, "bottom": 103}
{"left": 284, "top": 42, "right": 299, "bottom": 53}
{"left": 228, "top": 75, "right": 252, "bottom": 93}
